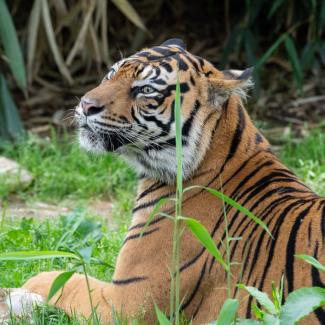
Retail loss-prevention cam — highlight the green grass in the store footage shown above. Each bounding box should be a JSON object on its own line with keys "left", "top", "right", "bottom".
{"left": 0, "top": 131, "right": 136, "bottom": 204}
{"left": 0, "top": 210, "right": 127, "bottom": 288}
{"left": 280, "top": 127, "right": 325, "bottom": 196}
{"left": 0, "top": 126, "right": 324, "bottom": 324}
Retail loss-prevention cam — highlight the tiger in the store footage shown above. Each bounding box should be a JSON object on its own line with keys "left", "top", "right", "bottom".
{"left": 0, "top": 38, "right": 324, "bottom": 324}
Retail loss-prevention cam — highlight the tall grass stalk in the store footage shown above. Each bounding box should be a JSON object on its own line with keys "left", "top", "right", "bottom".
{"left": 170, "top": 74, "right": 182, "bottom": 324}
{"left": 219, "top": 177, "right": 232, "bottom": 299}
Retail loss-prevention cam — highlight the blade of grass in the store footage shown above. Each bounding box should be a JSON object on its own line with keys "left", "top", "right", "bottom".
{"left": 284, "top": 36, "right": 303, "bottom": 91}
{"left": 0, "top": 250, "right": 80, "bottom": 261}
{"left": 27, "top": 0, "right": 42, "bottom": 84}
{"left": 0, "top": 0, "right": 27, "bottom": 90}
{"left": 255, "top": 34, "right": 287, "bottom": 70}
{"left": 41, "top": 0, "right": 73, "bottom": 84}
{"left": 268, "top": 0, "right": 286, "bottom": 18}
{"left": 171, "top": 72, "right": 182, "bottom": 324}
{"left": 184, "top": 186, "right": 273, "bottom": 238}
{"left": 66, "top": 0, "right": 96, "bottom": 66}
{"left": 140, "top": 197, "right": 173, "bottom": 237}
{"left": 155, "top": 304, "right": 170, "bottom": 325}
{"left": 111, "top": 0, "right": 147, "bottom": 32}
{"left": 100, "top": 0, "right": 111, "bottom": 66}
{"left": 295, "top": 254, "right": 325, "bottom": 273}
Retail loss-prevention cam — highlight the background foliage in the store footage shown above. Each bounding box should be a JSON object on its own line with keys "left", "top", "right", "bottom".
{"left": 0, "top": 0, "right": 324, "bottom": 139}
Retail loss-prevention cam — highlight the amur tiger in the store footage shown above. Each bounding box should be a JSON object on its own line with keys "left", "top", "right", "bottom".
{"left": 0, "top": 39, "right": 324, "bottom": 324}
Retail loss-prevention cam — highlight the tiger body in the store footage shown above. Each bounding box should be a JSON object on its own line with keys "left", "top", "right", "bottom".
{"left": 1, "top": 39, "right": 324, "bottom": 324}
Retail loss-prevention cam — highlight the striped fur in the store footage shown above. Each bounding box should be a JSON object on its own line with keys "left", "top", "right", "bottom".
{"left": 4, "top": 39, "right": 324, "bottom": 324}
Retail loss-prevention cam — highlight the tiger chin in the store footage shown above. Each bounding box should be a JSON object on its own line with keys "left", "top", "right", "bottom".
{"left": 1, "top": 39, "right": 324, "bottom": 324}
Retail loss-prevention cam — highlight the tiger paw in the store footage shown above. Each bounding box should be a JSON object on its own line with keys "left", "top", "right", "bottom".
{"left": 0, "top": 288, "right": 44, "bottom": 322}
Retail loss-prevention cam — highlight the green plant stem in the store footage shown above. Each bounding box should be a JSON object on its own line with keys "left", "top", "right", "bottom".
{"left": 170, "top": 72, "right": 183, "bottom": 325}
{"left": 220, "top": 177, "right": 231, "bottom": 299}
{"left": 81, "top": 262, "right": 98, "bottom": 324}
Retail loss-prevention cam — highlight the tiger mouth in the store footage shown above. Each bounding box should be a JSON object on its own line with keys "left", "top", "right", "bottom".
{"left": 80, "top": 125, "right": 131, "bottom": 152}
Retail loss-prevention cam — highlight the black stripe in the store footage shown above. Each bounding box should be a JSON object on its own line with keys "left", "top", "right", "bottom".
{"left": 132, "top": 194, "right": 172, "bottom": 213}
{"left": 180, "top": 247, "right": 205, "bottom": 272}
{"left": 178, "top": 57, "right": 189, "bottom": 71}
{"left": 256, "top": 200, "right": 305, "bottom": 297}
{"left": 180, "top": 259, "right": 207, "bottom": 311}
{"left": 311, "top": 243, "right": 325, "bottom": 322}
{"left": 182, "top": 100, "right": 200, "bottom": 137}
{"left": 123, "top": 227, "right": 160, "bottom": 245}
{"left": 129, "top": 215, "right": 166, "bottom": 231}
{"left": 112, "top": 276, "right": 148, "bottom": 285}
{"left": 192, "top": 295, "right": 204, "bottom": 319}
{"left": 223, "top": 105, "right": 246, "bottom": 169}
{"left": 308, "top": 220, "right": 312, "bottom": 245}
{"left": 186, "top": 55, "right": 200, "bottom": 72}
{"left": 321, "top": 203, "right": 325, "bottom": 241}
{"left": 245, "top": 279, "right": 257, "bottom": 318}
{"left": 285, "top": 203, "right": 313, "bottom": 292}
{"left": 136, "top": 181, "right": 165, "bottom": 200}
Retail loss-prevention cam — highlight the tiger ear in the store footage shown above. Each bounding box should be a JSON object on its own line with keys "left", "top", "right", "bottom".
{"left": 161, "top": 38, "right": 186, "bottom": 50}
{"left": 208, "top": 67, "right": 254, "bottom": 107}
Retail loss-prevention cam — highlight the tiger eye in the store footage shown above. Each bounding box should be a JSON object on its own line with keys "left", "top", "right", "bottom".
{"left": 142, "top": 86, "right": 155, "bottom": 94}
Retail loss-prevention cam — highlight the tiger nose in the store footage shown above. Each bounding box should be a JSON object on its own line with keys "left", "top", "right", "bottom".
{"left": 81, "top": 98, "right": 104, "bottom": 116}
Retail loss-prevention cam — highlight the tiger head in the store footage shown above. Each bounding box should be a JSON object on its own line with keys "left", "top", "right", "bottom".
{"left": 75, "top": 38, "right": 253, "bottom": 183}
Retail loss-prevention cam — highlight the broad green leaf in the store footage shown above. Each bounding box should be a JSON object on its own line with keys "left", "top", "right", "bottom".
{"left": 184, "top": 186, "right": 272, "bottom": 238}
{"left": 78, "top": 246, "right": 92, "bottom": 264}
{"left": 284, "top": 36, "right": 303, "bottom": 90}
{"left": 179, "top": 216, "right": 228, "bottom": 271}
{"left": 216, "top": 298, "right": 238, "bottom": 325}
{"left": 295, "top": 254, "right": 325, "bottom": 273}
{"left": 256, "top": 34, "right": 287, "bottom": 70}
{"left": 238, "top": 284, "right": 277, "bottom": 315}
{"left": 0, "top": 74, "right": 24, "bottom": 139}
{"left": 47, "top": 270, "right": 75, "bottom": 302}
{"left": 279, "top": 287, "right": 325, "bottom": 324}
{"left": 154, "top": 304, "right": 170, "bottom": 325}
{"left": 0, "top": 0, "right": 27, "bottom": 90}
{"left": 111, "top": 0, "right": 147, "bottom": 31}
{"left": 0, "top": 250, "right": 80, "bottom": 261}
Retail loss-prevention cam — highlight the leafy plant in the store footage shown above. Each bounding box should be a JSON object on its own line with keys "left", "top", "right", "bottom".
{"left": 220, "top": 0, "right": 325, "bottom": 92}
{"left": 0, "top": 0, "right": 26, "bottom": 140}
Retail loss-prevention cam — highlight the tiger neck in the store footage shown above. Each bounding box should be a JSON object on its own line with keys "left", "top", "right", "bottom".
{"left": 133, "top": 96, "right": 271, "bottom": 221}
{"left": 196, "top": 96, "right": 271, "bottom": 182}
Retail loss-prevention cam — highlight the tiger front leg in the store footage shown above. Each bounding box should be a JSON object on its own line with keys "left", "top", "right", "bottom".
{"left": 3, "top": 270, "right": 159, "bottom": 323}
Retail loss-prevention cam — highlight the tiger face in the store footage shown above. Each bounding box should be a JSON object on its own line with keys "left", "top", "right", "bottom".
{"left": 75, "top": 38, "right": 252, "bottom": 183}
